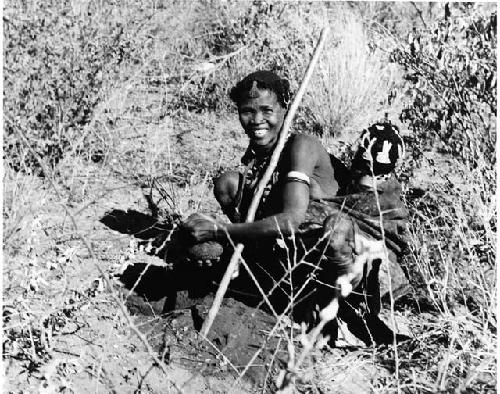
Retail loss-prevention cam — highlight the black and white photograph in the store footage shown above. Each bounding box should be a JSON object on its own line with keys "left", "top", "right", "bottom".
{"left": 3, "top": 1, "right": 497, "bottom": 392}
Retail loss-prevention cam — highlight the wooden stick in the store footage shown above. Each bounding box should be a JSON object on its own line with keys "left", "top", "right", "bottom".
{"left": 201, "top": 27, "right": 330, "bottom": 338}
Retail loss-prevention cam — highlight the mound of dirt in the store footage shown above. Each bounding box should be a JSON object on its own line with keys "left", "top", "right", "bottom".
{"left": 126, "top": 291, "right": 284, "bottom": 390}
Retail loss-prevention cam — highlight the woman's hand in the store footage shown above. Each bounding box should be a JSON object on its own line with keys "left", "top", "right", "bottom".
{"left": 181, "top": 213, "right": 221, "bottom": 243}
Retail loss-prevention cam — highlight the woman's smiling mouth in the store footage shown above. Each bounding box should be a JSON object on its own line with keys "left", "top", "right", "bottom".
{"left": 252, "top": 128, "right": 268, "bottom": 138}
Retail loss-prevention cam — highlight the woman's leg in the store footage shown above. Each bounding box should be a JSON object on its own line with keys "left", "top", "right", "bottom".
{"left": 213, "top": 171, "right": 241, "bottom": 222}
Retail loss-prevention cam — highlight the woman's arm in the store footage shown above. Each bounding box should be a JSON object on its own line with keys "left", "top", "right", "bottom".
{"left": 183, "top": 135, "right": 325, "bottom": 243}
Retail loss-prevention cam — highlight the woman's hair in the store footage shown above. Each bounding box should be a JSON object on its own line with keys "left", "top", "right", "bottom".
{"left": 229, "top": 70, "right": 291, "bottom": 108}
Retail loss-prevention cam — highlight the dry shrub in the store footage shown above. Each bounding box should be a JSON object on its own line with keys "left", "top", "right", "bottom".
{"left": 387, "top": 147, "right": 497, "bottom": 390}
{"left": 408, "top": 180, "right": 495, "bottom": 316}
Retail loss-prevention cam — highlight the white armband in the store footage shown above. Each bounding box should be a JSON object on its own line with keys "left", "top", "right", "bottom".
{"left": 286, "top": 171, "right": 310, "bottom": 186}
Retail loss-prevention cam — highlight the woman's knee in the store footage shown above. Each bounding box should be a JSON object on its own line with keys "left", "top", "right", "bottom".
{"left": 214, "top": 171, "right": 240, "bottom": 207}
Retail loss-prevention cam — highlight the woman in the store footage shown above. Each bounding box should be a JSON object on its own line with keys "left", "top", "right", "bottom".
{"left": 180, "top": 70, "right": 356, "bottom": 333}
{"left": 182, "top": 70, "right": 410, "bottom": 345}
{"left": 182, "top": 70, "right": 340, "bottom": 242}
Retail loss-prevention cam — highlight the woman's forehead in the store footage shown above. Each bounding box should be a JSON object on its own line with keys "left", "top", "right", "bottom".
{"left": 238, "top": 88, "right": 280, "bottom": 106}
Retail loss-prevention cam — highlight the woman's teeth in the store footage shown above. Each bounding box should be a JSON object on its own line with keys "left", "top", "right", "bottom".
{"left": 254, "top": 129, "right": 267, "bottom": 137}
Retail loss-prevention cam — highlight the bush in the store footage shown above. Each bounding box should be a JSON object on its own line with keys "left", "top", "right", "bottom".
{"left": 391, "top": 3, "right": 496, "bottom": 175}
{"left": 3, "top": 0, "right": 150, "bottom": 173}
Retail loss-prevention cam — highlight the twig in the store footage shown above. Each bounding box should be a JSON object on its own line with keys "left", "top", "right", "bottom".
{"left": 235, "top": 268, "right": 322, "bottom": 386}
{"left": 410, "top": 2, "right": 428, "bottom": 30}
{"left": 276, "top": 295, "right": 342, "bottom": 393}
{"left": 365, "top": 139, "right": 401, "bottom": 391}
{"left": 201, "top": 26, "right": 331, "bottom": 338}
{"left": 262, "top": 337, "right": 283, "bottom": 394}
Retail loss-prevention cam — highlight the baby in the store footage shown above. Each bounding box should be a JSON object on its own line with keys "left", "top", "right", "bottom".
{"left": 300, "top": 120, "right": 411, "bottom": 345}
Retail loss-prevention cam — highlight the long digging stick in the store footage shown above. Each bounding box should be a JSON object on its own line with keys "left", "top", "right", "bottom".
{"left": 201, "top": 27, "right": 330, "bottom": 338}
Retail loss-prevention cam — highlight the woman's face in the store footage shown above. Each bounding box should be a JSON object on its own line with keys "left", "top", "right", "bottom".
{"left": 238, "top": 88, "right": 285, "bottom": 150}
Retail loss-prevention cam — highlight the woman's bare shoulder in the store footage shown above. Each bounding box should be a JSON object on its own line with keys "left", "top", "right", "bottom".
{"left": 289, "top": 133, "right": 328, "bottom": 154}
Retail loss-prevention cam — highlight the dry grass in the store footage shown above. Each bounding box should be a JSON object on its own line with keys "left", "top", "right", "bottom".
{"left": 398, "top": 161, "right": 496, "bottom": 391}
{"left": 306, "top": 9, "right": 404, "bottom": 148}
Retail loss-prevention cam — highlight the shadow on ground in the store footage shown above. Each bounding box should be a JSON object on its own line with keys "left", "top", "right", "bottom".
{"left": 100, "top": 208, "right": 173, "bottom": 241}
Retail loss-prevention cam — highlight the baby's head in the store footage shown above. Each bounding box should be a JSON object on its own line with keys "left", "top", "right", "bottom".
{"left": 351, "top": 121, "right": 405, "bottom": 179}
